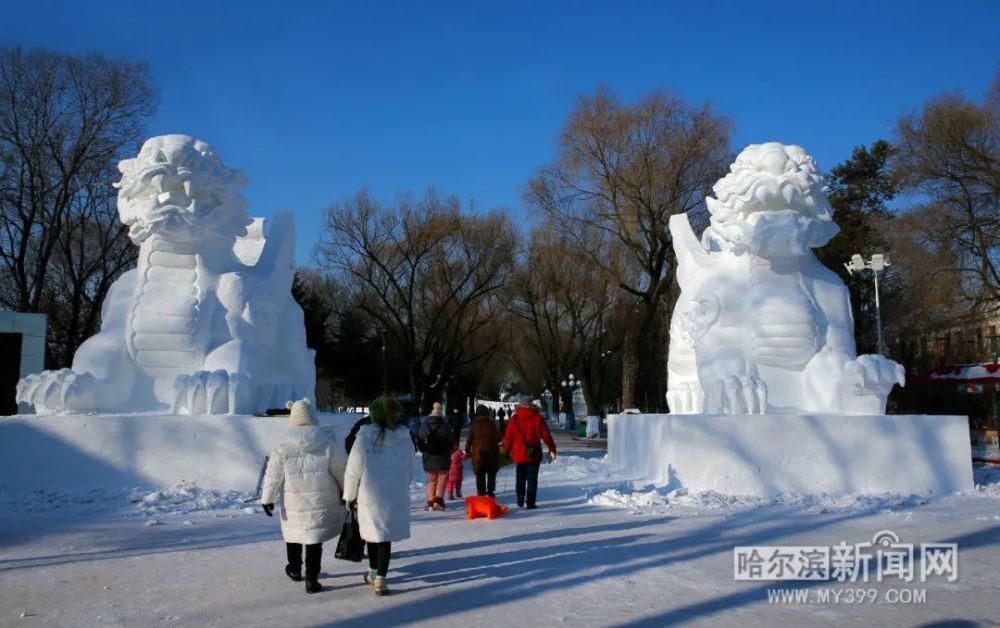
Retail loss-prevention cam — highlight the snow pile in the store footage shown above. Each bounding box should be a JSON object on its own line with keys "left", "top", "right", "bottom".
{"left": 588, "top": 484, "right": 941, "bottom": 515}
{"left": 589, "top": 488, "right": 668, "bottom": 512}
{"left": 130, "top": 483, "right": 253, "bottom": 517}
{"left": 590, "top": 465, "right": 1000, "bottom": 516}
{"left": 974, "top": 464, "right": 1000, "bottom": 497}
{"left": 538, "top": 454, "right": 616, "bottom": 482}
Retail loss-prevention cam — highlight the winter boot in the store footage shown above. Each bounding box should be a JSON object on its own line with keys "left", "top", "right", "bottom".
{"left": 305, "top": 579, "right": 322, "bottom": 594}
{"left": 426, "top": 500, "right": 435, "bottom": 511}
{"left": 435, "top": 497, "right": 447, "bottom": 511}
{"left": 373, "top": 576, "right": 389, "bottom": 596}
{"left": 285, "top": 565, "right": 302, "bottom": 582}
{"left": 456, "top": 488, "right": 463, "bottom": 498}
{"left": 447, "top": 490, "right": 455, "bottom": 501}
{"left": 364, "top": 569, "right": 377, "bottom": 586}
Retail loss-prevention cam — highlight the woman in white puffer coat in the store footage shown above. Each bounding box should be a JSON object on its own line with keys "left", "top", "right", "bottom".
{"left": 261, "top": 398, "right": 347, "bottom": 594}
{"left": 342, "top": 395, "right": 415, "bottom": 597}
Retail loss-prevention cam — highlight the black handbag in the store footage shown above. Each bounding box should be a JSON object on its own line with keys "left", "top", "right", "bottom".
{"left": 513, "top": 417, "right": 542, "bottom": 461}
{"left": 335, "top": 503, "right": 364, "bottom": 562}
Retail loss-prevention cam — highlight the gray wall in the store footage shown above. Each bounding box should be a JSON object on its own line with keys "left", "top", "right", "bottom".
{"left": 0, "top": 310, "right": 46, "bottom": 415}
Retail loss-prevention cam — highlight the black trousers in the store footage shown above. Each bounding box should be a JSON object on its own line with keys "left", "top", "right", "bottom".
{"left": 367, "top": 541, "right": 392, "bottom": 577}
{"left": 475, "top": 470, "right": 497, "bottom": 496}
{"left": 286, "top": 542, "right": 322, "bottom": 580}
{"left": 515, "top": 460, "right": 541, "bottom": 506}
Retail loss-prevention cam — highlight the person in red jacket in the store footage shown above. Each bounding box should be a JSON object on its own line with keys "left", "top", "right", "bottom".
{"left": 503, "top": 396, "right": 557, "bottom": 509}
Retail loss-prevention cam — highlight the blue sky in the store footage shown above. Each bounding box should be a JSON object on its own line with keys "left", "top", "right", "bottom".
{"left": 3, "top": 0, "right": 998, "bottom": 263}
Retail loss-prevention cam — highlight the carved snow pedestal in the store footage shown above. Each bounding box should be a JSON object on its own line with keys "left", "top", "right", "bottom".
{"left": 16, "top": 135, "right": 315, "bottom": 416}
{"left": 609, "top": 143, "right": 972, "bottom": 497}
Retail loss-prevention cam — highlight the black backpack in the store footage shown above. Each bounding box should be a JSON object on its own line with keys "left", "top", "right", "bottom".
{"left": 422, "top": 420, "right": 452, "bottom": 455}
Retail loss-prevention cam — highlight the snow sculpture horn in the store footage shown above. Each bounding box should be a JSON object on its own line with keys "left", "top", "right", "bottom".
{"left": 16, "top": 134, "right": 316, "bottom": 415}
{"left": 666, "top": 142, "right": 904, "bottom": 415}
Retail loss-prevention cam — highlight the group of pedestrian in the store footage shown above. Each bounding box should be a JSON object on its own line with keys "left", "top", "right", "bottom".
{"left": 259, "top": 394, "right": 556, "bottom": 596}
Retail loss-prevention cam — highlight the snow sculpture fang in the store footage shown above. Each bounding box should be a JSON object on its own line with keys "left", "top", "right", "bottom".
{"left": 667, "top": 142, "right": 904, "bottom": 415}
{"left": 16, "top": 135, "right": 315, "bottom": 415}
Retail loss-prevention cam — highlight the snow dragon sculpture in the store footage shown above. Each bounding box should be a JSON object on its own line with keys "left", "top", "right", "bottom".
{"left": 666, "top": 142, "right": 904, "bottom": 415}
{"left": 16, "top": 134, "right": 315, "bottom": 415}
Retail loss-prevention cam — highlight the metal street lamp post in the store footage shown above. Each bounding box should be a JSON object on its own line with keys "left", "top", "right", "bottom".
{"left": 541, "top": 388, "right": 554, "bottom": 423}
{"left": 845, "top": 253, "right": 890, "bottom": 355}
{"left": 561, "top": 374, "right": 580, "bottom": 432}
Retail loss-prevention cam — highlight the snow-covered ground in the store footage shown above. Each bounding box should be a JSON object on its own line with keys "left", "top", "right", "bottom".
{"left": 0, "top": 444, "right": 998, "bottom": 626}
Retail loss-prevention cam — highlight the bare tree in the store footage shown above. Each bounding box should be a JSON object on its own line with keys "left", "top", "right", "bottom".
{"left": 892, "top": 71, "right": 1000, "bottom": 312}
{"left": 509, "top": 222, "right": 627, "bottom": 414}
{"left": 0, "top": 48, "right": 156, "bottom": 365}
{"left": 525, "top": 87, "right": 731, "bottom": 410}
{"left": 314, "top": 188, "right": 517, "bottom": 409}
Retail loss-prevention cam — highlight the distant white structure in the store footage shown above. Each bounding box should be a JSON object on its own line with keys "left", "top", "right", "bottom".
{"left": 1, "top": 310, "right": 46, "bottom": 415}
{"left": 666, "top": 142, "right": 904, "bottom": 415}
{"left": 16, "top": 135, "right": 315, "bottom": 415}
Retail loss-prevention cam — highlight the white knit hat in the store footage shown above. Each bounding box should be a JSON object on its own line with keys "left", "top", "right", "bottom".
{"left": 286, "top": 398, "right": 317, "bottom": 427}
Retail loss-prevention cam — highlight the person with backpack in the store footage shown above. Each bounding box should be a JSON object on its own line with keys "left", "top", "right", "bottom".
{"left": 503, "top": 396, "right": 557, "bottom": 509}
{"left": 465, "top": 404, "right": 501, "bottom": 497}
{"left": 418, "top": 402, "right": 452, "bottom": 510}
{"left": 342, "top": 396, "right": 414, "bottom": 597}
{"left": 345, "top": 414, "right": 372, "bottom": 455}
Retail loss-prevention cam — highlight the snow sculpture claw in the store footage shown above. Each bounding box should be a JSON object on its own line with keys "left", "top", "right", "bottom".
{"left": 173, "top": 370, "right": 253, "bottom": 415}
{"left": 705, "top": 375, "right": 767, "bottom": 415}
{"left": 840, "top": 355, "right": 906, "bottom": 414}
{"left": 667, "top": 382, "right": 706, "bottom": 414}
{"left": 16, "top": 135, "right": 316, "bottom": 416}
{"left": 15, "top": 369, "right": 101, "bottom": 414}
{"left": 667, "top": 143, "right": 904, "bottom": 415}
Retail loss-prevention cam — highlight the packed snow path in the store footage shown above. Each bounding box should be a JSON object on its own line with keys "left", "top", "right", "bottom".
{"left": 0, "top": 440, "right": 997, "bottom": 626}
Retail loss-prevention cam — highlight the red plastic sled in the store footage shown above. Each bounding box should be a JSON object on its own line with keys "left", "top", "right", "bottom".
{"left": 465, "top": 495, "right": 508, "bottom": 520}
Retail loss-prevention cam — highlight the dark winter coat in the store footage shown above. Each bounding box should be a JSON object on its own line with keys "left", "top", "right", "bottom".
{"left": 418, "top": 414, "right": 453, "bottom": 472}
{"left": 465, "top": 415, "right": 500, "bottom": 474}
{"left": 503, "top": 405, "right": 557, "bottom": 464}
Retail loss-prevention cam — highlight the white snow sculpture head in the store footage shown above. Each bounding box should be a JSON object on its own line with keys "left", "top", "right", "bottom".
{"left": 115, "top": 134, "right": 252, "bottom": 245}
{"left": 667, "top": 142, "right": 904, "bottom": 416}
{"left": 703, "top": 142, "right": 838, "bottom": 257}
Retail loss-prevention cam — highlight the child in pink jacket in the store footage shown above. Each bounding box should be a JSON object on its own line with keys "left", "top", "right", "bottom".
{"left": 447, "top": 445, "right": 465, "bottom": 500}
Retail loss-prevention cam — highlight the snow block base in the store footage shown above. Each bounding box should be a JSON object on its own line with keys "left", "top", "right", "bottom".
{"left": 0, "top": 413, "right": 360, "bottom": 494}
{"left": 607, "top": 413, "right": 973, "bottom": 497}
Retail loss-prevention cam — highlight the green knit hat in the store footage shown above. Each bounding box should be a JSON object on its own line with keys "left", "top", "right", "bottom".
{"left": 369, "top": 396, "right": 399, "bottom": 428}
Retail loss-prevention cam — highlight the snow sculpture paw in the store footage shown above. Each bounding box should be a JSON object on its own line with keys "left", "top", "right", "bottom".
{"left": 173, "top": 370, "right": 252, "bottom": 415}
{"left": 667, "top": 382, "right": 706, "bottom": 414}
{"left": 172, "top": 371, "right": 305, "bottom": 415}
{"left": 15, "top": 369, "right": 101, "bottom": 413}
{"left": 705, "top": 375, "right": 768, "bottom": 414}
{"left": 844, "top": 355, "right": 905, "bottom": 398}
